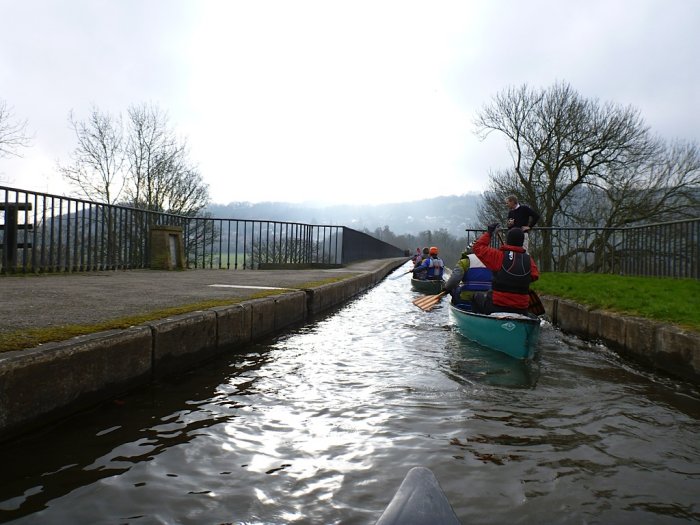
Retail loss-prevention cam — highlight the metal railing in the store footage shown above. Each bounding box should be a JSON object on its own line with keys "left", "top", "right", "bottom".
{"left": 0, "top": 186, "right": 405, "bottom": 274}
{"left": 466, "top": 218, "right": 700, "bottom": 279}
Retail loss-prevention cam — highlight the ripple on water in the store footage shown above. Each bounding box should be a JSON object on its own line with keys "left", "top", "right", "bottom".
{"left": 1, "top": 265, "right": 700, "bottom": 524}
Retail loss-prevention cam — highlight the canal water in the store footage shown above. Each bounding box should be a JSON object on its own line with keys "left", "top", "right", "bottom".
{"left": 1, "top": 264, "right": 699, "bottom": 524}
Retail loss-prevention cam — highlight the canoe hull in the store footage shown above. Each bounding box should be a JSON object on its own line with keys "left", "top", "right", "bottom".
{"left": 375, "top": 467, "right": 460, "bottom": 525}
{"left": 449, "top": 303, "right": 541, "bottom": 360}
{"left": 411, "top": 278, "right": 445, "bottom": 294}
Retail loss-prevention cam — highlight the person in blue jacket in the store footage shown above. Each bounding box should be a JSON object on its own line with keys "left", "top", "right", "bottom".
{"left": 414, "top": 246, "right": 445, "bottom": 280}
{"left": 412, "top": 247, "right": 430, "bottom": 279}
{"left": 444, "top": 244, "right": 493, "bottom": 306}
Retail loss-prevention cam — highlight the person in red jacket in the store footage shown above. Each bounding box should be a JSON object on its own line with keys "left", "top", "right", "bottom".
{"left": 471, "top": 223, "right": 539, "bottom": 315}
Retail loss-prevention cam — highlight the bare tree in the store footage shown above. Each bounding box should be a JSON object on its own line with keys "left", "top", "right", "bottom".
{"left": 0, "top": 99, "right": 31, "bottom": 159}
{"left": 478, "top": 139, "right": 700, "bottom": 230}
{"left": 125, "top": 103, "right": 174, "bottom": 210}
{"left": 475, "top": 82, "right": 700, "bottom": 271}
{"left": 589, "top": 139, "right": 700, "bottom": 226}
{"left": 125, "top": 103, "right": 209, "bottom": 215}
{"left": 58, "top": 102, "right": 209, "bottom": 216}
{"left": 163, "top": 166, "right": 210, "bottom": 216}
{"left": 475, "top": 81, "right": 662, "bottom": 230}
{"left": 475, "top": 169, "right": 523, "bottom": 226}
{"left": 58, "top": 107, "right": 126, "bottom": 204}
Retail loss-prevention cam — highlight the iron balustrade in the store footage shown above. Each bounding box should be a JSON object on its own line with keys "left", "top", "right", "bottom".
{"left": 466, "top": 220, "right": 700, "bottom": 279}
{"left": 184, "top": 217, "right": 348, "bottom": 270}
{"left": 0, "top": 186, "right": 404, "bottom": 274}
{"left": 5, "top": 185, "right": 695, "bottom": 278}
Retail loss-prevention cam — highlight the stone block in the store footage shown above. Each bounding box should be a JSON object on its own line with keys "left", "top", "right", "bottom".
{"left": 540, "top": 295, "right": 557, "bottom": 323}
{"left": 376, "top": 259, "right": 406, "bottom": 282}
{"left": 359, "top": 273, "right": 374, "bottom": 291}
{"left": 345, "top": 275, "right": 364, "bottom": 297}
{"left": 623, "top": 316, "right": 660, "bottom": 363}
{"left": 150, "top": 310, "right": 218, "bottom": 377}
{"left": 556, "top": 299, "right": 590, "bottom": 338}
{"left": 248, "top": 298, "right": 277, "bottom": 340}
{"left": 655, "top": 325, "right": 700, "bottom": 381}
{"left": 588, "top": 310, "right": 628, "bottom": 349}
{"left": 274, "top": 291, "right": 307, "bottom": 330}
{"left": 335, "top": 280, "right": 354, "bottom": 304}
{"left": 149, "top": 226, "right": 185, "bottom": 270}
{"left": 306, "top": 282, "right": 343, "bottom": 316}
{"left": 0, "top": 326, "right": 152, "bottom": 439}
{"left": 212, "top": 303, "right": 252, "bottom": 348}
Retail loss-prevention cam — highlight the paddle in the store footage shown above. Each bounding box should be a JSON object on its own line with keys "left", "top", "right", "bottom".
{"left": 412, "top": 291, "right": 448, "bottom": 311}
{"left": 390, "top": 268, "right": 415, "bottom": 280}
{"left": 528, "top": 289, "right": 545, "bottom": 316}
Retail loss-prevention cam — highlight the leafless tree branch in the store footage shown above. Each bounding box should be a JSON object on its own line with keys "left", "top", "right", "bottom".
{"left": 0, "top": 99, "right": 31, "bottom": 158}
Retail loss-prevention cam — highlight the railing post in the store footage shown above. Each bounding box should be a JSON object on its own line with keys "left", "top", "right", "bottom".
{"left": 1, "top": 202, "right": 33, "bottom": 272}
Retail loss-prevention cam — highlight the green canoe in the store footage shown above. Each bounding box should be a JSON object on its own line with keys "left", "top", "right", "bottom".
{"left": 411, "top": 278, "right": 445, "bottom": 294}
{"left": 449, "top": 303, "right": 541, "bottom": 360}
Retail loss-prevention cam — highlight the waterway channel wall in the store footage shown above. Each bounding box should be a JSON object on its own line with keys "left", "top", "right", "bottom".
{"left": 0, "top": 260, "right": 404, "bottom": 442}
{"left": 1, "top": 270, "right": 698, "bottom": 443}
{"left": 541, "top": 296, "right": 700, "bottom": 384}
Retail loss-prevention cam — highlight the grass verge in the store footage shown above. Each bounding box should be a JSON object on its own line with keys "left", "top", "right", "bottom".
{"left": 532, "top": 273, "right": 700, "bottom": 332}
{"left": 0, "top": 276, "right": 348, "bottom": 353}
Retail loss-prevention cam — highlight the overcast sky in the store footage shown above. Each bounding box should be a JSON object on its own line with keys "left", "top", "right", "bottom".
{"left": 1, "top": 0, "right": 698, "bottom": 206}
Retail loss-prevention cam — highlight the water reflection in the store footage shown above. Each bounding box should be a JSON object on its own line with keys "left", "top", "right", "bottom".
{"left": 1, "top": 264, "right": 699, "bottom": 524}
{"left": 0, "top": 351, "right": 271, "bottom": 522}
{"left": 443, "top": 330, "right": 541, "bottom": 389}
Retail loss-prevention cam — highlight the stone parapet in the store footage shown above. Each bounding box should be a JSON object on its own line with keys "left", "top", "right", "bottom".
{"left": 150, "top": 310, "right": 219, "bottom": 379}
{"left": 212, "top": 303, "right": 253, "bottom": 348}
{"left": 0, "top": 259, "right": 404, "bottom": 442}
{"left": 0, "top": 327, "right": 153, "bottom": 436}
{"left": 542, "top": 295, "right": 700, "bottom": 383}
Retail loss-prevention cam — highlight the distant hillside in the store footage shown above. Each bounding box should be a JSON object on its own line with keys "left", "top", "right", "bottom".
{"left": 206, "top": 193, "right": 483, "bottom": 238}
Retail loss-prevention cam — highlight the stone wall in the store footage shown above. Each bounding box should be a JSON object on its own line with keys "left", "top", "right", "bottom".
{"left": 541, "top": 295, "right": 700, "bottom": 383}
{"left": 3, "top": 272, "right": 697, "bottom": 443}
{"left": 0, "top": 260, "right": 403, "bottom": 442}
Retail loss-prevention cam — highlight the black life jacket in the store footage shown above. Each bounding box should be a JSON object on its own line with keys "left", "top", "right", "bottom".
{"left": 492, "top": 250, "right": 531, "bottom": 295}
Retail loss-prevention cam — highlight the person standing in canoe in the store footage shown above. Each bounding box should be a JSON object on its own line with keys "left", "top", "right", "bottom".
{"left": 414, "top": 246, "right": 445, "bottom": 281}
{"left": 506, "top": 195, "right": 539, "bottom": 252}
{"left": 444, "top": 243, "right": 493, "bottom": 306}
{"left": 471, "top": 224, "right": 539, "bottom": 315}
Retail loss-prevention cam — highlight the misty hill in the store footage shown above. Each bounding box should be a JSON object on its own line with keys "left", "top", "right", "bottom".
{"left": 206, "top": 193, "right": 483, "bottom": 238}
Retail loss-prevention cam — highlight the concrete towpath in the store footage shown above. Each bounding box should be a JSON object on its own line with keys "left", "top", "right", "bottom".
{"left": 0, "top": 257, "right": 411, "bottom": 440}
{"left": 0, "top": 258, "right": 410, "bottom": 342}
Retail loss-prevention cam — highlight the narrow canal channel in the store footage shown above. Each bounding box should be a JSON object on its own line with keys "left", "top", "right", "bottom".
{"left": 1, "top": 264, "right": 699, "bottom": 524}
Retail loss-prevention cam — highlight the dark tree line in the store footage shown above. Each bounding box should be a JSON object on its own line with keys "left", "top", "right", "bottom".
{"left": 364, "top": 224, "right": 469, "bottom": 269}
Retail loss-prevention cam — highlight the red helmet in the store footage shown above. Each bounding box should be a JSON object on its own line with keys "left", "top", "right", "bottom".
{"left": 429, "top": 246, "right": 438, "bottom": 255}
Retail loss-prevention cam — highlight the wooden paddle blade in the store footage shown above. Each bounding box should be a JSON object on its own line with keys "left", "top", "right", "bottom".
{"left": 420, "top": 299, "right": 441, "bottom": 311}
{"left": 412, "top": 295, "right": 429, "bottom": 306}
{"left": 413, "top": 291, "right": 448, "bottom": 311}
{"left": 416, "top": 299, "right": 437, "bottom": 310}
{"left": 421, "top": 295, "right": 446, "bottom": 311}
{"left": 528, "top": 289, "right": 545, "bottom": 315}
{"left": 412, "top": 293, "right": 438, "bottom": 307}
